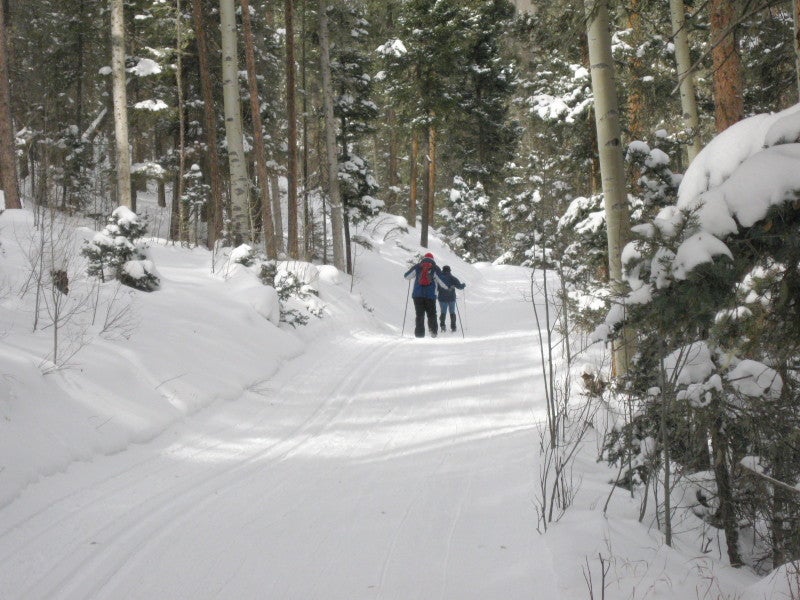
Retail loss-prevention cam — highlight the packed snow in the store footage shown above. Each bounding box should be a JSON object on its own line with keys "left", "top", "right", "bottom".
{"left": 0, "top": 202, "right": 788, "bottom": 598}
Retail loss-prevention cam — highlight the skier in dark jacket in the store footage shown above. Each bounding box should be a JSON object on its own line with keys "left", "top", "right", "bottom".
{"left": 437, "top": 265, "right": 466, "bottom": 332}
{"left": 404, "top": 252, "right": 446, "bottom": 338}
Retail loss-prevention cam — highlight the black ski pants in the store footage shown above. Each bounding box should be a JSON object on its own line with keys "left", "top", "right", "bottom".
{"left": 413, "top": 297, "right": 438, "bottom": 338}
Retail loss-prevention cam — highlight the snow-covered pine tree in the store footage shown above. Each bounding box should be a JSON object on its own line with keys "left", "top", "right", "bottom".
{"left": 446, "top": 0, "right": 518, "bottom": 197}
{"left": 598, "top": 106, "right": 800, "bottom": 568}
{"left": 329, "top": 1, "right": 382, "bottom": 271}
{"left": 440, "top": 176, "right": 492, "bottom": 263}
{"left": 83, "top": 206, "right": 160, "bottom": 291}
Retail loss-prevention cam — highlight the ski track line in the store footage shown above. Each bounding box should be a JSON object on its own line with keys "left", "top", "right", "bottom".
{"left": 95, "top": 335, "right": 405, "bottom": 600}
{"left": 7, "top": 335, "right": 399, "bottom": 600}
{"left": 438, "top": 470, "right": 474, "bottom": 600}
{"left": 28, "top": 336, "right": 398, "bottom": 600}
{"left": 0, "top": 382, "right": 293, "bottom": 551}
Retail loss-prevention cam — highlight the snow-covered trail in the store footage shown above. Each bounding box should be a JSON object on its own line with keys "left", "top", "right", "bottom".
{"left": 0, "top": 266, "right": 561, "bottom": 599}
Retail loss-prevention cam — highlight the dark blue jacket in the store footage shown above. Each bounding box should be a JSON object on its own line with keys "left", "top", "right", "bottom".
{"left": 437, "top": 271, "right": 465, "bottom": 302}
{"left": 404, "top": 257, "right": 446, "bottom": 299}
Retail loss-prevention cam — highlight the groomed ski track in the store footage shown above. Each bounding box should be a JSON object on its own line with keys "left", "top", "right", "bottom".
{"left": 0, "top": 265, "right": 561, "bottom": 599}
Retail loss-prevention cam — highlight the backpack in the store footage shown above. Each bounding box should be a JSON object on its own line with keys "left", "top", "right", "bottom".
{"left": 418, "top": 262, "right": 433, "bottom": 286}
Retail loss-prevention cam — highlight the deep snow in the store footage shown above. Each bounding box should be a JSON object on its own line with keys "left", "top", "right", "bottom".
{"left": 0, "top": 206, "right": 784, "bottom": 599}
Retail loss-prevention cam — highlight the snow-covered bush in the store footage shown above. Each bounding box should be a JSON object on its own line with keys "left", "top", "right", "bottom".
{"left": 230, "top": 244, "right": 256, "bottom": 267}
{"left": 258, "top": 261, "right": 323, "bottom": 327}
{"left": 82, "top": 206, "right": 159, "bottom": 292}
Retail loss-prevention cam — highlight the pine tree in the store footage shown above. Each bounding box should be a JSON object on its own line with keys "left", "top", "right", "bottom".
{"left": 440, "top": 176, "right": 492, "bottom": 262}
{"left": 83, "top": 206, "right": 160, "bottom": 291}
{"left": 328, "top": 1, "right": 381, "bottom": 271}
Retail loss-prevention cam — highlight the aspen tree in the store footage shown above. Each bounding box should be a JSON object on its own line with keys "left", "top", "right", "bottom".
{"left": 220, "top": 0, "right": 251, "bottom": 244}
{"left": 669, "top": 0, "right": 702, "bottom": 162}
{"left": 585, "top": 0, "right": 632, "bottom": 375}
{"left": 110, "top": 0, "right": 132, "bottom": 210}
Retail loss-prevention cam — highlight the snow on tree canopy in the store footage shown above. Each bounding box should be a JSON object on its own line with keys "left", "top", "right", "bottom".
{"left": 129, "top": 58, "right": 162, "bottom": 77}
{"left": 122, "top": 259, "right": 155, "bottom": 280}
{"left": 664, "top": 341, "right": 714, "bottom": 386}
{"left": 679, "top": 144, "right": 800, "bottom": 238}
{"left": 376, "top": 39, "right": 407, "bottom": 57}
{"left": 111, "top": 206, "right": 139, "bottom": 227}
{"left": 678, "top": 103, "right": 800, "bottom": 203}
{"left": 134, "top": 99, "right": 168, "bottom": 112}
{"left": 622, "top": 103, "right": 800, "bottom": 288}
{"left": 726, "top": 359, "right": 782, "bottom": 399}
{"left": 671, "top": 232, "right": 733, "bottom": 280}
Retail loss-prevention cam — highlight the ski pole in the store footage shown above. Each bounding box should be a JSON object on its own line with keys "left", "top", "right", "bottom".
{"left": 401, "top": 279, "right": 411, "bottom": 337}
{"left": 455, "top": 298, "right": 465, "bottom": 339}
{"left": 461, "top": 288, "right": 467, "bottom": 330}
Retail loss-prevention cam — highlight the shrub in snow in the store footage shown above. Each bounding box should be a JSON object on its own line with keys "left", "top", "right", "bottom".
{"left": 258, "top": 261, "right": 323, "bottom": 327}
{"left": 230, "top": 244, "right": 256, "bottom": 267}
{"left": 82, "top": 207, "right": 159, "bottom": 292}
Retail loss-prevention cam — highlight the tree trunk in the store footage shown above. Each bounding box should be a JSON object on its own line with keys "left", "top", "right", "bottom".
{"left": 670, "top": 0, "right": 702, "bottom": 163}
{"left": 154, "top": 129, "right": 166, "bottom": 208}
{"left": 426, "top": 123, "right": 436, "bottom": 228}
{"left": 626, "top": 0, "right": 645, "bottom": 157}
{"left": 657, "top": 359, "right": 673, "bottom": 546}
{"left": 0, "top": 2, "right": 19, "bottom": 209}
{"left": 710, "top": 409, "right": 743, "bottom": 567}
{"left": 318, "top": 0, "right": 345, "bottom": 271}
{"left": 110, "top": 0, "right": 132, "bottom": 209}
{"left": 270, "top": 174, "right": 282, "bottom": 251}
{"left": 408, "top": 131, "right": 418, "bottom": 227}
{"left": 420, "top": 129, "right": 430, "bottom": 248}
{"left": 710, "top": 0, "right": 744, "bottom": 133}
{"left": 176, "top": 0, "right": 188, "bottom": 244}
{"left": 585, "top": 0, "right": 632, "bottom": 375}
{"left": 387, "top": 108, "right": 398, "bottom": 210}
{"left": 794, "top": 0, "right": 800, "bottom": 101}
{"left": 285, "top": 0, "right": 299, "bottom": 257}
{"left": 301, "top": 0, "right": 310, "bottom": 260}
{"left": 220, "top": 0, "right": 250, "bottom": 245}
{"left": 241, "top": 0, "right": 277, "bottom": 259}
{"left": 191, "top": 0, "right": 224, "bottom": 249}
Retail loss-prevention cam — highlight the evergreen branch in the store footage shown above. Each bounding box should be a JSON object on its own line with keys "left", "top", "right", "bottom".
{"left": 739, "top": 461, "right": 800, "bottom": 497}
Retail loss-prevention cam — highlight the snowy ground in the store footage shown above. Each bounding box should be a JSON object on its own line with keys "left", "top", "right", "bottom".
{"left": 0, "top": 207, "right": 783, "bottom": 599}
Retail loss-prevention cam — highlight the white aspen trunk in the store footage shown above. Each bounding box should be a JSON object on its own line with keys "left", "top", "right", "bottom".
{"left": 220, "top": 0, "right": 251, "bottom": 244}
{"left": 670, "top": 0, "right": 702, "bottom": 163}
{"left": 110, "top": 0, "right": 132, "bottom": 209}
{"left": 318, "top": 0, "right": 345, "bottom": 272}
{"left": 585, "top": 0, "right": 632, "bottom": 375}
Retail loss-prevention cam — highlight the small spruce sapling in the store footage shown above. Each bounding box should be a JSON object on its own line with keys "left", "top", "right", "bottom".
{"left": 82, "top": 206, "right": 159, "bottom": 291}
{"left": 258, "top": 261, "right": 323, "bottom": 327}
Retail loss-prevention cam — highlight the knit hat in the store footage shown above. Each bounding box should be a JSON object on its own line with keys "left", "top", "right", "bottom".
{"left": 424, "top": 252, "right": 434, "bottom": 259}
{"left": 442, "top": 265, "right": 451, "bottom": 272}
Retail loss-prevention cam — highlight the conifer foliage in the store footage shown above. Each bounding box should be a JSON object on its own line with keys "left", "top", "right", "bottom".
{"left": 82, "top": 207, "right": 160, "bottom": 292}
{"left": 440, "top": 176, "right": 492, "bottom": 262}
